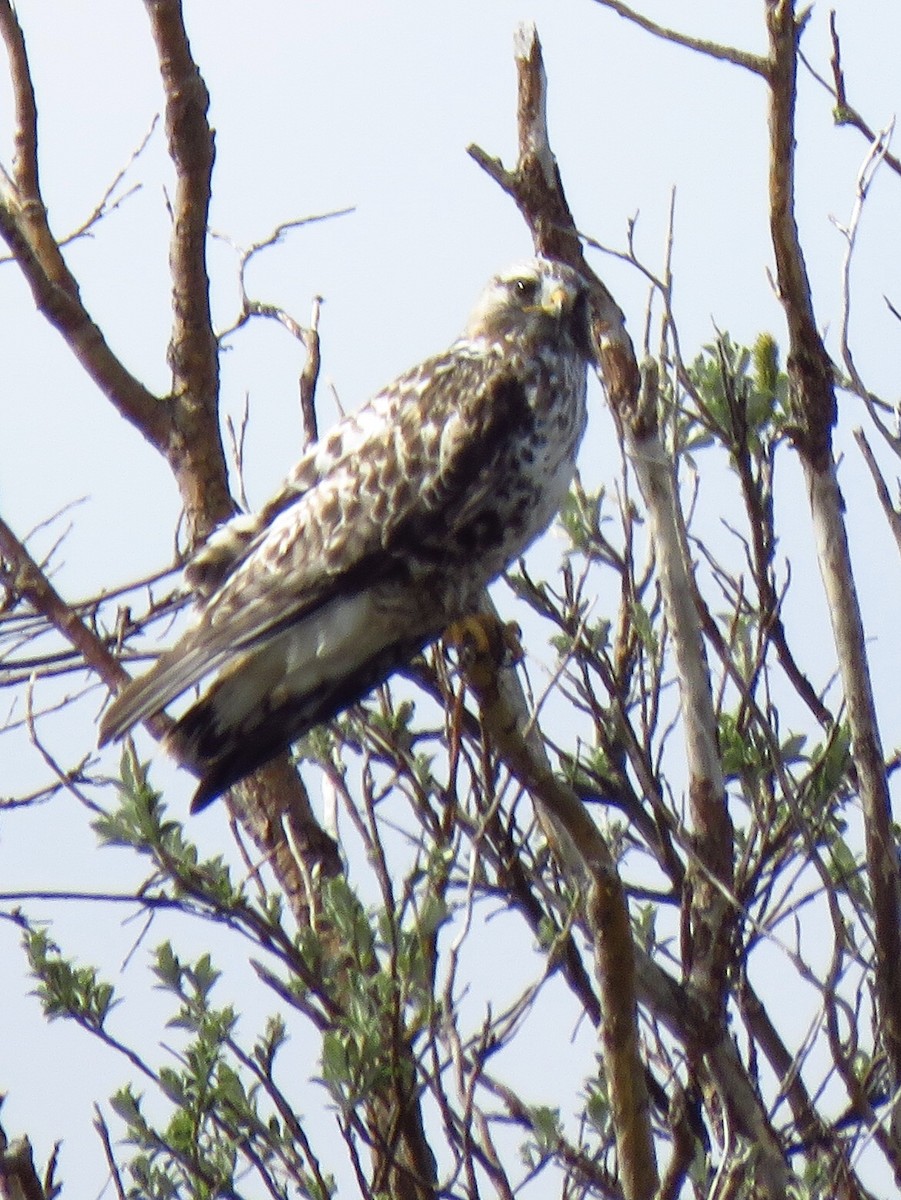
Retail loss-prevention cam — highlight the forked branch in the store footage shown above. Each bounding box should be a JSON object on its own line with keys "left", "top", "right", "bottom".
{"left": 468, "top": 23, "right": 658, "bottom": 1200}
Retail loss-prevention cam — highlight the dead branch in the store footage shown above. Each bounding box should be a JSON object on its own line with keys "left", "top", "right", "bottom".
{"left": 143, "top": 0, "right": 232, "bottom": 543}
{"left": 211, "top": 211, "right": 354, "bottom": 449}
{"left": 0, "top": 514, "right": 129, "bottom": 700}
{"left": 0, "top": 3, "right": 344, "bottom": 922}
{"left": 468, "top": 24, "right": 657, "bottom": 1200}
{"left": 213, "top": 208, "right": 354, "bottom": 344}
{"left": 0, "top": 1113, "right": 56, "bottom": 1200}
{"left": 92, "top": 1107, "right": 128, "bottom": 1200}
{"left": 299, "top": 295, "right": 322, "bottom": 446}
{"left": 471, "top": 19, "right": 801, "bottom": 1195}
{"left": 799, "top": 12, "right": 901, "bottom": 180}
{"left": 853, "top": 429, "right": 901, "bottom": 557}
{"left": 832, "top": 121, "right": 900, "bottom": 454}
{"left": 625, "top": 362, "right": 735, "bottom": 964}
{"left": 54, "top": 117, "right": 158, "bottom": 250}
{"left": 455, "top": 605, "right": 656, "bottom": 1200}
{"left": 0, "top": 2, "right": 170, "bottom": 448}
{"left": 765, "top": 0, "right": 901, "bottom": 1154}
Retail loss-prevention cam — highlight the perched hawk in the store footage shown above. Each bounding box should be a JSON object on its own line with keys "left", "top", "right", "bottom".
{"left": 100, "top": 258, "right": 594, "bottom": 811}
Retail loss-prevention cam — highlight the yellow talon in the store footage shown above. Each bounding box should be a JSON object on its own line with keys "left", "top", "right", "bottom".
{"left": 444, "top": 613, "right": 523, "bottom": 667}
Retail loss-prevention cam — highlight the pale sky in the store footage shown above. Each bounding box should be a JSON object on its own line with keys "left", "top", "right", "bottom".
{"left": 1, "top": 2, "right": 900, "bottom": 1195}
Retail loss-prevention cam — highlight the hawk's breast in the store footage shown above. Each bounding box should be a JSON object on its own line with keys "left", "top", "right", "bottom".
{"left": 443, "top": 341, "right": 587, "bottom": 586}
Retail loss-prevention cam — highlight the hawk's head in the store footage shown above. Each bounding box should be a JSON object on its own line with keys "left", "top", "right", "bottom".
{"left": 463, "top": 257, "right": 592, "bottom": 359}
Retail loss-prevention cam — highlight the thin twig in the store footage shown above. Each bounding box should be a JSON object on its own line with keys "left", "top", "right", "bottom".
{"left": 588, "top": 0, "right": 767, "bottom": 77}
{"left": 0, "top": 513, "right": 131, "bottom": 697}
{"left": 853, "top": 429, "right": 901, "bottom": 557}
{"left": 299, "top": 294, "right": 323, "bottom": 446}
{"left": 831, "top": 119, "right": 899, "bottom": 451}
{"left": 93, "top": 1106, "right": 128, "bottom": 1200}
{"left": 799, "top": 13, "right": 901, "bottom": 180}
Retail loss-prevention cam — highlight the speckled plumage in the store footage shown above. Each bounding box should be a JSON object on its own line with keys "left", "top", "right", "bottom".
{"left": 99, "top": 258, "right": 594, "bottom": 810}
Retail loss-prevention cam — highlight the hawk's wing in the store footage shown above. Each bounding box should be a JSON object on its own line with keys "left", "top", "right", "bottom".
{"left": 99, "top": 347, "right": 532, "bottom": 744}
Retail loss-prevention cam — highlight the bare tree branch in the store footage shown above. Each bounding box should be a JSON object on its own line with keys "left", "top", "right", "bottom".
{"left": 455, "top": 606, "right": 657, "bottom": 1200}
{"left": 0, "top": 1112, "right": 56, "bottom": 1200}
{"left": 0, "top": 514, "right": 128, "bottom": 700}
{"left": 832, "top": 120, "right": 900, "bottom": 453}
{"left": 143, "top": 0, "right": 233, "bottom": 543}
{"left": 0, "top": 1, "right": 171, "bottom": 452}
{"left": 853, "top": 429, "right": 901, "bottom": 557}
{"left": 588, "top": 0, "right": 768, "bottom": 77}
{"left": 799, "top": 12, "right": 901, "bottom": 180}
{"left": 622, "top": 365, "right": 784, "bottom": 1183}
{"left": 469, "top": 24, "right": 658, "bottom": 1200}
{"left": 211, "top": 210, "right": 353, "bottom": 450}
{"left": 299, "top": 294, "right": 323, "bottom": 446}
{"left": 765, "top": 0, "right": 901, "bottom": 1153}
{"left": 53, "top": 117, "right": 158, "bottom": 251}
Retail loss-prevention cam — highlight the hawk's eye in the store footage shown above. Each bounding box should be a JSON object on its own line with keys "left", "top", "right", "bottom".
{"left": 510, "top": 276, "right": 539, "bottom": 304}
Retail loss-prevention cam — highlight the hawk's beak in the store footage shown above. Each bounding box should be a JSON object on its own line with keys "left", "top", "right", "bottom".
{"left": 542, "top": 285, "right": 570, "bottom": 318}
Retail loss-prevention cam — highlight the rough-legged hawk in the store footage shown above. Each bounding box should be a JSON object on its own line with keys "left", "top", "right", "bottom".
{"left": 100, "top": 258, "right": 594, "bottom": 810}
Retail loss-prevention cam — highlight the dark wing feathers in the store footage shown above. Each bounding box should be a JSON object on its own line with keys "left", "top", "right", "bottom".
{"left": 395, "top": 372, "right": 534, "bottom": 551}
{"left": 99, "top": 348, "right": 530, "bottom": 747}
{"left": 175, "top": 634, "right": 428, "bottom": 811}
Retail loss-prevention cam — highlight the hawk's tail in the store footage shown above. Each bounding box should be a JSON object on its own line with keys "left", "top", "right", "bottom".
{"left": 168, "top": 636, "right": 428, "bottom": 812}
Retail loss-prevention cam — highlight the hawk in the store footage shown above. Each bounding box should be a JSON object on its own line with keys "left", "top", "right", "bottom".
{"left": 100, "top": 257, "right": 594, "bottom": 811}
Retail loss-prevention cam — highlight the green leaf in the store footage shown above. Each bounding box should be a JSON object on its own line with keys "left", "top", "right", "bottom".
{"left": 109, "top": 1086, "right": 143, "bottom": 1126}
{"left": 529, "top": 1104, "right": 561, "bottom": 1151}
{"left": 157, "top": 1067, "right": 187, "bottom": 1106}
